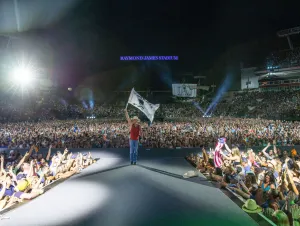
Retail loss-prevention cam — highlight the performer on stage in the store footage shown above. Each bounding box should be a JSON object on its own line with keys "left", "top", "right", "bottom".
{"left": 124, "top": 109, "right": 142, "bottom": 165}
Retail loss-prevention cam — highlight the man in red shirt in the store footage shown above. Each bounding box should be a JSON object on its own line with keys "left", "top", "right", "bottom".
{"left": 124, "top": 109, "right": 142, "bottom": 165}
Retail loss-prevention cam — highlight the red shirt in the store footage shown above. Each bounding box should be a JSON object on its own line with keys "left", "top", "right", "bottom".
{"left": 130, "top": 124, "right": 141, "bottom": 140}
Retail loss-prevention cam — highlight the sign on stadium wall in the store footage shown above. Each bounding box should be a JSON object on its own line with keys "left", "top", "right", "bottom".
{"left": 172, "top": 84, "right": 197, "bottom": 97}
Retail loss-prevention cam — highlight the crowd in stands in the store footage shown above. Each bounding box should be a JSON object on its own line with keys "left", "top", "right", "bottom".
{"left": 265, "top": 47, "right": 300, "bottom": 69}
{"left": 0, "top": 145, "right": 96, "bottom": 210}
{"left": 212, "top": 90, "right": 300, "bottom": 119}
{"left": 187, "top": 140, "right": 300, "bottom": 225}
{"left": 1, "top": 90, "right": 299, "bottom": 122}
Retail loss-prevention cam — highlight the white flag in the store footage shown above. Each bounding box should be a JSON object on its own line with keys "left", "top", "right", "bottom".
{"left": 128, "top": 88, "right": 160, "bottom": 122}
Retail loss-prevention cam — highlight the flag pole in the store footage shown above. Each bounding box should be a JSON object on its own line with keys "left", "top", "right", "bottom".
{"left": 126, "top": 88, "right": 133, "bottom": 110}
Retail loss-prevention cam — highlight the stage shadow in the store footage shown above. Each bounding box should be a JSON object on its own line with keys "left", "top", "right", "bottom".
{"left": 137, "top": 164, "right": 215, "bottom": 188}
{"left": 76, "top": 165, "right": 130, "bottom": 179}
{"left": 65, "top": 170, "right": 235, "bottom": 226}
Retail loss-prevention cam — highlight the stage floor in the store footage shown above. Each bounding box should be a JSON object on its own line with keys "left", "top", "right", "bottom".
{"left": 0, "top": 149, "right": 258, "bottom": 226}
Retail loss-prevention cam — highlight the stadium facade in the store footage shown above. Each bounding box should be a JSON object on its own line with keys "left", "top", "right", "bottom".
{"left": 241, "top": 65, "right": 300, "bottom": 91}
{"left": 241, "top": 26, "right": 300, "bottom": 91}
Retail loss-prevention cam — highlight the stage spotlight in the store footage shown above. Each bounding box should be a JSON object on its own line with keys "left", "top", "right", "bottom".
{"left": 12, "top": 66, "right": 35, "bottom": 85}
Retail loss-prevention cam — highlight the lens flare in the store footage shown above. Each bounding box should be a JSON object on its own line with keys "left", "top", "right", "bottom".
{"left": 12, "top": 66, "right": 34, "bottom": 85}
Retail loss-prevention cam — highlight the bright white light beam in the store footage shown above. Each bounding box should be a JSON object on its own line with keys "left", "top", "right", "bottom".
{"left": 11, "top": 66, "right": 35, "bottom": 85}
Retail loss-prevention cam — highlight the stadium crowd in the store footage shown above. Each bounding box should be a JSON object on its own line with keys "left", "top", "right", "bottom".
{"left": 0, "top": 145, "right": 96, "bottom": 210}
{"left": 187, "top": 140, "right": 300, "bottom": 225}
{"left": 0, "top": 89, "right": 299, "bottom": 149}
{"left": 211, "top": 90, "right": 300, "bottom": 119}
{"left": 0, "top": 89, "right": 299, "bottom": 225}
{"left": 0, "top": 118, "right": 299, "bottom": 149}
{"left": 1, "top": 90, "right": 299, "bottom": 123}
{"left": 265, "top": 47, "right": 300, "bottom": 69}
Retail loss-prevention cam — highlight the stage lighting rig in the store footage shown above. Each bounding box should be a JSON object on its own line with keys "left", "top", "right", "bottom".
{"left": 12, "top": 65, "right": 35, "bottom": 85}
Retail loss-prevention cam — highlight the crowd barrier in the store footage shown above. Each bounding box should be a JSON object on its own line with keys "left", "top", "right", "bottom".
{"left": 243, "top": 145, "right": 297, "bottom": 153}
{"left": 0, "top": 148, "right": 200, "bottom": 158}
{"left": 0, "top": 146, "right": 298, "bottom": 159}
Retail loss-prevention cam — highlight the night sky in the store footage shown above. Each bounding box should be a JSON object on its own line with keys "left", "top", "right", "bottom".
{"left": 2, "top": 0, "right": 300, "bottom": 91}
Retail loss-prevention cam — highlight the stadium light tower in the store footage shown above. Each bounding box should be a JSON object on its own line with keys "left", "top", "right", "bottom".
{"left": 0, "top": 35, "right": 44, "bottom": 89}
{"left": 211, "top": 84, "right": 216, "bottom": 92}
{"left": 277, "top": 26, "right": 300, "bottom": 50}
{"left": 194, "top": 75, "right": 206, "bottom": 86}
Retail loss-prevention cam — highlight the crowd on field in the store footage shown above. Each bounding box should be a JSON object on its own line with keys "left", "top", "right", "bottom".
{"left": 0, "top": 145, "right": 96, "bottom": 210}
{"left": 187, "top": 140, "right": 300, "bottom": 225}
{"left": 0, "top": 118, "right": 299, "bottom": 149}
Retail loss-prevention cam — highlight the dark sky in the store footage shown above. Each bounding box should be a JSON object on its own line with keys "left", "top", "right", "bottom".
{"left": 12, "top": 0, "right": 300, "bottom": 90}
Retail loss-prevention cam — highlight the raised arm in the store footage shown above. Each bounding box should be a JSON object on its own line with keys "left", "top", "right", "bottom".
{"left": 0, "top": 155, "right": 4, "bottom": 173}
{"left": 273, "top": 144, "right": 278, "bottom": 158}
{"left": 239, "top": 180, "right": 250, "bottom": 194}
{"left": 124, "top": 109, "right": 131, "bottom": 125}
{"left": 0, "top": 181, "right": 7, "bottom": 200}
{"left": 224, "top": 143, "right": 232, "bottom": 153}
{"left": 261, "top": 143, "right": 272, "bottom": 160}
{"left": 9, "top": 167, "right": 17, "bottom": 182}
{"left": 202, "top": 148, "right": 209, "bottom": 164}
{"left": 33, "top": 172, "right": 45, "bottom": 189}
{"left": 24, "top": 145, "right": 34, "bottom": 162}
{"left": 46, "top": 145, "right": 52, "bottom": 161}
{"left": 287, "top": 170, "right": 299, "bottom": 196}
{"left": 57, "top": 149, "right": 68, "bottom": 166}
{"left": 262, "top": 143, "right": 270, "bottom": 153}
{"left": 255, "top": 155, "right": 263, "bottom": 164}
{"left": 16, "top": 152, "right": 29, "bottom": 170}
{"left": 27, "top": 160, "right": 34, "bottom": 178}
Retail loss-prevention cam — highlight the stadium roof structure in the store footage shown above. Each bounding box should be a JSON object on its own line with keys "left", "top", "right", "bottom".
{"left": 255, "top": 66, "right": 300, "bottom": 81}
{"left": 255, "top": 66, "right": 300, "bottom": 75}
{"left": 277, "top": 26, "right": 300, "bottom": 50}
{"left": 277, "top": 26, "right": 300, "bottom": 37}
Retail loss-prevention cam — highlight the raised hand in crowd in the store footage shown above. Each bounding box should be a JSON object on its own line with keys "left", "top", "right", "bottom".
{"left": 291, "top": 205, "right": 300, "bottom": 220}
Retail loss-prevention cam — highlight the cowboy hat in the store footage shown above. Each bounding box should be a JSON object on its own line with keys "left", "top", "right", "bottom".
{"left": 267, "top": 159, "right": 277, "bottom": 167}
{"left": 131, "top": 116, "right": 140, "bottom": 122}
{"left": 245, "top": 171, "right": 255, "bottom": 176}
{"left": 242, "top": 199, "right": 262, "bottom": 213}
{"left": 183, "top": 171, "right": 198, "bottom": 178}
{"left": 17, "top": 179, "right": 30, "bottom": 191}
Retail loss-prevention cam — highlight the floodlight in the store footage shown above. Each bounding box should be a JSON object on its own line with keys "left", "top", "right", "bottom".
{"left": 12, "top": 66, "right": 34, "bottom": 85}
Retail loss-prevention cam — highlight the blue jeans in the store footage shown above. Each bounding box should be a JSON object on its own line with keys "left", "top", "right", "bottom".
{"left": 130, "top": 139, "right": 139, "bottom": 163}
